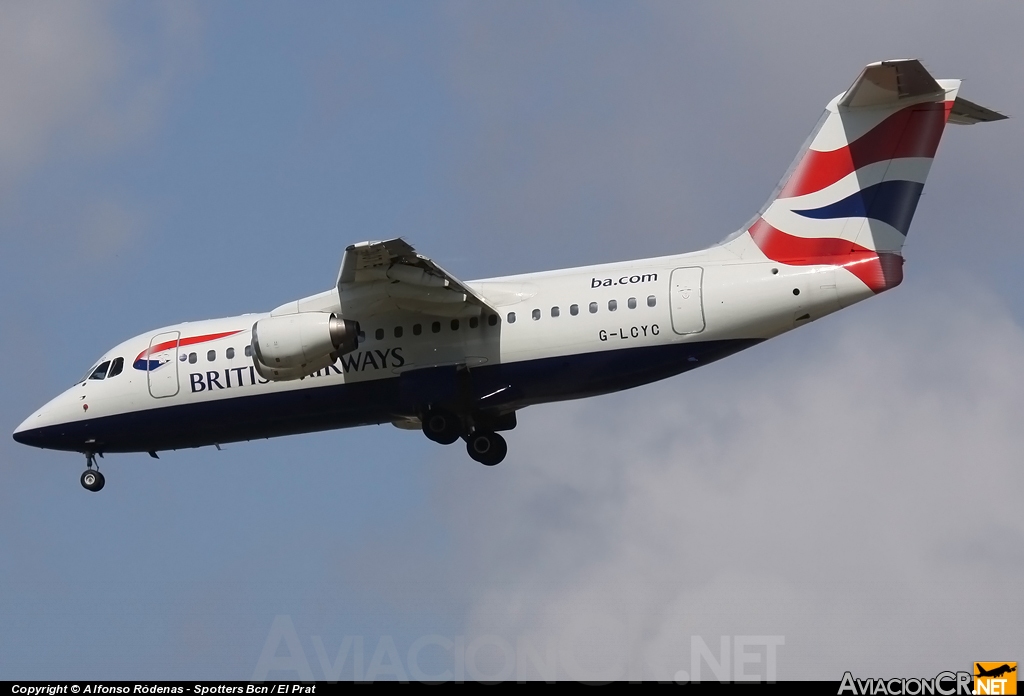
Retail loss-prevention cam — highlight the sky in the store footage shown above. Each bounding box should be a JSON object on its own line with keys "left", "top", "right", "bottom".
{"left": 1, "top": 0, "right": 1022, "bottom": 682}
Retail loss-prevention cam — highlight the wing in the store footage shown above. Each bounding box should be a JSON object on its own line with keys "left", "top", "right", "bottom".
{"left": 336, "top": 238, "right": 494, "bottom": 319}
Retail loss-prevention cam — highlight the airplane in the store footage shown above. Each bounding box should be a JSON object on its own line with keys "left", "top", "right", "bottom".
{"left": 13, "top": 59, "right": 1005, "bottom": 491}
{"left": 976, "top": 664, "right": 1016, "bottom": 679}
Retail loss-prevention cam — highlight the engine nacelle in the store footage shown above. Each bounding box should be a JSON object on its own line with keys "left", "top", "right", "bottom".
{"left": 252, "top": 351, "right": 338, "bottom": 382}
{"left": 251, "top": 312, "right": 359, "bottom": 381}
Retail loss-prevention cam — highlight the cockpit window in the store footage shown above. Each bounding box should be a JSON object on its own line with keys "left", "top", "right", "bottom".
{"left": 89, "top": 361, "right": 111, "bottom": 381}
{"left": 107, "top": 357, "right": 124, "bottom": 378}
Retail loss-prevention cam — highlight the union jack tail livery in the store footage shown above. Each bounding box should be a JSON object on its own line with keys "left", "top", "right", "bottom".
{"left": 739, "top": 59, "right": 1004, "bottom": 294}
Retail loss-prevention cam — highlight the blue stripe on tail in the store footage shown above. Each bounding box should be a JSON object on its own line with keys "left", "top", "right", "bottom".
{"left": 794, "top": 180, "right": 924, "bottom": 236}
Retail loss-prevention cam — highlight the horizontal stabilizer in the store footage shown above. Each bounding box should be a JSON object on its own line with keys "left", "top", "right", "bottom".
{"left": 839, "top": 59, "right": 943, "bottom": 108}
{"left": 948, "top": 96, "right": 1007, "bottom": 125}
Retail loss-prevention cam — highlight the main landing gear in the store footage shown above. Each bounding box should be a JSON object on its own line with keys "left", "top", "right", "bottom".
{"left": 81, "top": 453, "right": 105, "bottom": 492}
{"left": 421, "top": 407, "right": 462, "bottom": 445}
{"left": 421, "top": 406, "right": 510, "bottom": 466}
{"left": 465, "top": 430, "right": 507, "bottom": 466}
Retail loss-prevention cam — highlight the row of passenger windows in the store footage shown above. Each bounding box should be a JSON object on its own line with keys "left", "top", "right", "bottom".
{"left": 87, "top": 293, "right": 660, "bottom": 379}
{"left": 372, "top": 313, "right": 499, "bottom": 341}
{"left": 182, "top": 293, "right": 658, "bottom": 364}
{"left": 367, "top": 295, "right": 658, "bottom": 339}
{"left": 180, "top": 313, "right": 502, "bottom": 362}
{"left": 507, "top": 295, "right": 656, "bottom": 324}
{"left": 181, "top": 345, "right": 253, "bottom": 364}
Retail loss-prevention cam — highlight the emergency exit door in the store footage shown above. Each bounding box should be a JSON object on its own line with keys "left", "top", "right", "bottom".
{"left": 147, "top": 331, "right": 181, "bottom": 398}
{"left": 669, "top": 267, "right": 705, "bottom": 335}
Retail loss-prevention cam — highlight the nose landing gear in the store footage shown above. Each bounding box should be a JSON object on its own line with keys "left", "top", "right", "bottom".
{"left": 81, "top": 453, "right": 105, "bottom": 492}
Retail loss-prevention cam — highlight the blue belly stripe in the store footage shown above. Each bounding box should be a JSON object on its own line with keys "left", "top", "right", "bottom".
{"left": 14, "top": 339, "right": 761, "bottom": 454}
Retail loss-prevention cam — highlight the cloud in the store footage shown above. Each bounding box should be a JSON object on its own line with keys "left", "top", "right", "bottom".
{"left": 434, "top": 286, "right": 1024, "bottom": 679}
{"left": 0, "top": 0, "right": 200, "bottom": 188}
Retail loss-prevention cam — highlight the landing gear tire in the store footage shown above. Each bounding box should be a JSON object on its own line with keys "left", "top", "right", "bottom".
{"left": 81, "top": 469, "right": 105, "bottom": 492}
{"left": 422, "top": 408, "right": 462, "bottom": 445}
{"left": 466, "top": 431, "right": 507, "bottom": 466}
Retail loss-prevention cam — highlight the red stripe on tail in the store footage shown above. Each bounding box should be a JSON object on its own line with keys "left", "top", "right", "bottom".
{"left": 778, "top": 101, "right": 952, "bottom": 199}
{"left": 748, "top": 218, "right": 903, "bottom": 293}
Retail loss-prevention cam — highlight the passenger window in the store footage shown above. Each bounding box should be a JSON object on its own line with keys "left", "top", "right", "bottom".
{"left": 451, "top": 319, "right": 460, "bottom": 331}
{"left": 570, "top": 304, "right": 579, "bottom": 316}
{"left": 413, "top": 324, "right": 422, "bottom": 336}
{"left": 608, "top": 299, "right": 618, "bottom": 311}
{"left": 469, "top": 316, "right": 478, "bottom": 329}
{"left": 589, "top": 302, "right": 598, "bottom": 314}
{"left": 89, "top": 361, "right": 111, "bottom": 380}
{"left": 488, "top": 314, "right": 498, "bottom": 326}
{"left": 244, "top": 345, "right": 252, "bottom": 357}
{"left": 507, "top": 312, "right": 516, "bottom": 324}
{"left": 226, "top": 347, "right": 235, "bottom": 360}
{"left": 189, "top": 353, "right": 197, "bottom": 364}
{"left": 207, "top": 350, "right": 216, "bottom": 362}
{"left": 375, "top": 328, "right": 384, "bottom": 341}
{"left": 628, "top": 297, "right": 637, "bottom": 309}
{"left": 647, "top": 295, "right": 657, "bottom": 307}
{"left": 432, "top": 321, "right": 441, "bottom": 333}
{"left": 394, "top": 326, "right": 403, "bottom": 338}
{"left": 551, "top": 306, "right": 560, "bottom": 318}
{"left": 532, "top": 309, "right": 541, "bottom": 321}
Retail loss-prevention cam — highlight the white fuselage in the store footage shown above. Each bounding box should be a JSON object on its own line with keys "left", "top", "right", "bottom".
{"left": 13, "top": 233, "right": 873, "bottom": 455}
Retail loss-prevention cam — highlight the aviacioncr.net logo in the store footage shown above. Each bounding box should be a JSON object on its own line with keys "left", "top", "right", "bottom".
{"left": 838, "top": 671, "right": 973, "bottom": 696}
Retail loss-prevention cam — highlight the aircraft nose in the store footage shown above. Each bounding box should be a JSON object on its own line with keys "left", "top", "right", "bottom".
{"left": 13, "top": 412, "right": 46, "bottom": 447}
{"left": 12, "top": 390, "right": 81, "bottom": 451}
{"left": 13, "top": 418, "right": 40, "bottom": 446}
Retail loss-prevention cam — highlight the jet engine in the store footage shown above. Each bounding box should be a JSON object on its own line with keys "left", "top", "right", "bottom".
{"left": 251, "top": 312, "right": 359, "bottom": 381}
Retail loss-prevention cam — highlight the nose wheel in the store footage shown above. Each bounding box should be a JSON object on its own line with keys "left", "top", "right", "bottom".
{"left": 81, "top": 454, "right": 105, "bottom": 492}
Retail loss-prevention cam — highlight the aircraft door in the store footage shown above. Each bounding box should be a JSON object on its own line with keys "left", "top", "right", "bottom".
{"left": 147, "top": 331, "right": 181, "bottom": 398}
{"left": 669, "top": 267, "right": 705, "bottom": 335}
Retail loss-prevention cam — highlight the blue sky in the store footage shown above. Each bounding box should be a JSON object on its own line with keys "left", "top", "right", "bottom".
{"left": 2, "top": 1, "right": 1022, "bottom": 681}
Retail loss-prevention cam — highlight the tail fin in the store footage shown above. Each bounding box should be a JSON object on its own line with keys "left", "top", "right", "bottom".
{"left": 737, "top": 59, "right": 1004, "bottom": 293}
